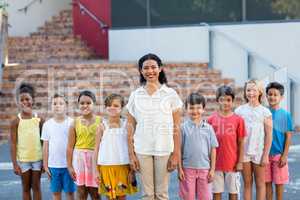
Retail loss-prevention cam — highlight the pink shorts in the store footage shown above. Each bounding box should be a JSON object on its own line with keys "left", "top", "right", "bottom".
{"left": 265, "top": 155, "right": 289, "bottom": 184}
{"left": 73, "top": 149, "right": 98, "bottom": 187}
{"left": 179, "top": 168, "right": 212, "bottom": 200}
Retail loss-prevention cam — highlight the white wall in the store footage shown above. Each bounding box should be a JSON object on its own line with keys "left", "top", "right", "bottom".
{"left": 7, "top": 0, "right": 71, "bottom": 36}
{"left": 109, "top": 26, "right": 209, "bottom": 63}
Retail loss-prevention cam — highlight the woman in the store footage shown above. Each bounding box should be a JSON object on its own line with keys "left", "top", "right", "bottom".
{"left": 126, "top": 53, "right": 183, "bottom": 200}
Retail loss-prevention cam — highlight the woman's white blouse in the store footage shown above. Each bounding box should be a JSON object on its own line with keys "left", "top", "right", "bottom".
{"left": 126, "top": 84, "right": 183, "bottom": 156}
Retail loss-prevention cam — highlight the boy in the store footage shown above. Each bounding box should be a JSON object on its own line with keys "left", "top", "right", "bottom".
{"left": 178, "top": 92, "right": 219, "bottom": 200}
{"left": 265, "top": 82, "right": 293, "bottom": 200}
{"left": 42, "top": 94, "right": 76, "bottom": 200}
{"left": 208, "top": 85, "right": 245, "bottom": 200}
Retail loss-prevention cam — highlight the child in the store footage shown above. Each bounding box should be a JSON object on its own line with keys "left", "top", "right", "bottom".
{"left": 42, "top": 94, "right": 76, "bottom": 200}
{"left": 235, "top": 79, "right": 273, "bottom": 200}
{"left": 208, "top": 86, "right": 246, "bottom": 200}
{"left": 178, "top": 92, "right": 219, "bottom": 200}
{"left": 94, "top": 94, "right": 138, "bottom": 200}
{"left": 66, "top": 90, "right": 101, "bottom": 200}
{"left": 265, "top": 82, "right": 293, "bottom": 200}
{"left": 10, "top": 83, "right": 44, "bottom": 200}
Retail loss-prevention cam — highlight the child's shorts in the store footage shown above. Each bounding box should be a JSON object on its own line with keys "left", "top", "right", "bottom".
{"left": 212, "top": 171, "right": 241, "bottom": 194}
{"left": 72, "top": 149, "right": 98, "bottom": 187}
{"left": 97, "top": 165, "right": 138, "bottom": 199}
{"left": 265, "top": 154, "right": 289, "bottom": 184}
{"left": 179, "top": 168, "right": 212, "bottom": 200}
{"left": 17, "top": 160, "right": 42, "bottom": 173}
{"left": 49, "top": 168, "right": 76, "bottom": 193}
{"left": 244, "top": 153, "right": 263, "bottom": 165}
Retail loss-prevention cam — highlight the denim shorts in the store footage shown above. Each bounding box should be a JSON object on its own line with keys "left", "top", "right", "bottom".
{"left": 49, "top": 168, "right": 76, "bottom": 193}
{"left": 18, "top": 160, "right": 42, "bottom": 173}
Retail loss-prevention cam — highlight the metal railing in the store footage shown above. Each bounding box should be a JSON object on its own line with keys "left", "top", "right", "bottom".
{"left": 73, "top": 0, "right": 108, "bottom": 29}
{"left": 0, "top": 10, "right": 8, "bottom": 85}
{"left": 18, "top": 0, "right": 42, "bottom": 14}
{"left": 201, "top": 22, "right": 300, "bottom": 119}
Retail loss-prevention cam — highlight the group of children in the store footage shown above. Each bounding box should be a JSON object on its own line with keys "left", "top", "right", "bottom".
{"left": 10, "top": 79, "right": 293, "bottom": 200}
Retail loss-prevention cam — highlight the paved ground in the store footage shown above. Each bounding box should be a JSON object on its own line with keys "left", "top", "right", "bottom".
{"left": 1, "top": 134, "right": 300, "bottom": 199}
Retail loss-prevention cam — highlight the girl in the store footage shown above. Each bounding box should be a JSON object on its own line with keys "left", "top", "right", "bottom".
{"left": 126, "top": 53, "right": 183, "bottom": 199}
{"left": 67, "top": 90, "right": 101, "bottom": 200}
{"left": 235, "top": 79, "right": 273, "bottom": 200}
{"left": 10, "top": 83, "right": 44, "bottom": 200}
{"left": 94, "top": 94, "right": 138, "bottom": 200}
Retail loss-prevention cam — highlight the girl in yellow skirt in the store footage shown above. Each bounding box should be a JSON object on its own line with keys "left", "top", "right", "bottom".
{"left": 94, "top": 94, "right": 138, "bottom": 200}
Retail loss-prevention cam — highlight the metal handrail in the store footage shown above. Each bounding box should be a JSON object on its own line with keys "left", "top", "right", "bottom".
{"left": 18, "top": 0, "right": 42, "bottom": 13}
{"left": 200, "top": 22, "right": 300, "bottom": 85}
{"left": 73, "top": 0, "right": 108, "bottom": 29}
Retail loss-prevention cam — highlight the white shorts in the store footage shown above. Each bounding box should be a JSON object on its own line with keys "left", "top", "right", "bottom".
{"left": 212, "top": 171, "right": 241, "bottom": 194}
{"left": 244, "top": 153, "right": 263, "bottom": 165}
{"left": 17, "top": 160, "right": 42, "bottom": 173}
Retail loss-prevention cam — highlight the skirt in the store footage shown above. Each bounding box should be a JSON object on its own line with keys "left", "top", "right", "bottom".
{"left": 97, "top": 165, "right": 138, "bottom": 198}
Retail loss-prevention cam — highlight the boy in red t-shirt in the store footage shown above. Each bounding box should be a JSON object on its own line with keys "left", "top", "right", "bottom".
{"left": 208, "top": 85, "right": 246, "bottom": 200}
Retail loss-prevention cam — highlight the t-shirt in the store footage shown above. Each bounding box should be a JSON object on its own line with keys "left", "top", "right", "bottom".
{"left": 208, "top": 112, "right": 246, "bottom": 172}
{"left": 181, "top": 118, "right": 219, "bottom": 169}
{"left": 235, "top": 103, "right": 272, "bottom": 156}
{"left": 126, "top": 84, "right": 183, "bottom": 156}
{"left": 41, "top": 117, "right": 73, "bottom": 168}
{"left": 269, "top": 108, "right": 293, "bottom": 156}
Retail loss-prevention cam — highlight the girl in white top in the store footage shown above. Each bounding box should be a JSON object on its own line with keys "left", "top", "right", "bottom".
{"left": 126, "top": 53, "right": 183, "bottom": 200}
{"left": 94, "top": 94, "right": 137, "bottom": 200}
{"left": 235, "top": 79, "right": 273, "bottom": 200}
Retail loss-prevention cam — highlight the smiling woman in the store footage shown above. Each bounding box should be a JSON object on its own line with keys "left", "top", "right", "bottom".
{"left": 126, "top": 53, "right": 183, "bottom": 200}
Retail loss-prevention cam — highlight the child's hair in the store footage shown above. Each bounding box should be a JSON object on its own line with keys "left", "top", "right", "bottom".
{"left": 138, "top": 53, "right": 168, "bottom": 85}
{"left": 216, "top": 85, "right": 235, "bottom": 101}
{"left": 17, "top": 83, "right": 35, "bottom": 99}
{"left": 266, "top": 82, "right": 284, "bottom": 96}
{"left": 244, "top": 79, "right": 264, "bottom": 103}
{"left": 53, "top": 93, "right": 68, "bottom": 104}
{"left": 185, "top": 92, "right": 206, "bottom": 108}
{"left": 104, "top": 93, "right": 125, "bottom": 108}
{"left": 78, "top": 90, "right": 96, "bottom": 103}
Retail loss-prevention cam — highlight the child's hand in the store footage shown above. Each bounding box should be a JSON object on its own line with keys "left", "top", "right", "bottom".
{"left": 44, "top": 167, "right": 51, "bottom": 179}
{"left": 13, "top": 163, "right": 22, "bottom": 176}
{"left": 260, "top": 154, "right": 269, "bottom": 167}
{"left": 95, "top": 173, "right": 101, "bottom": 185}
{"left": 235, "top": 162, "right": 243, "bottom": 171}
{"left": 167, "top": 153, "right": 179, "bottom": 172}
{"left": 178, "top": 168, "right": 185, "bottom": 181}
{"left": 129, "top": 154, "right": 140, "bottom": 172}
{"left": 68, "top": 166, "right": 77, "bottom": 181}
{"left": 207, "top": 169, "right": 215, "bottom": 183}
{"left": 278, "top": 155, "right": 287, "bottom": 168}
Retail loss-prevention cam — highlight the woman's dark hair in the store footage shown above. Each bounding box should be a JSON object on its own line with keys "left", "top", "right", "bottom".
{"left": 185, "top": 92, "right": 206, "bottom": 108}
{"left": 17, "top": 83, "right": 35, "bottom": 99}
{"left": 104, "top": 93, "right": 125, "bottom": 108}
{"left": 216, "top": 85, "right": 235, "bottom": 101}
{"left": 78, "top": 90, "right": 96, "bottom": 103}
{"left": 266, "top": 82, "right": 284, "bottom": 96}
{"left": 138, "top": 53, "right": 168, "bottom": 85}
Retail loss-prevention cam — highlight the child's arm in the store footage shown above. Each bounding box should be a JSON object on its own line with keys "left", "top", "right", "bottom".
{"left": 236, "top": 137, "right": 244, "bottom": 171}
{"left": 10, "top": 117, "right": 21, "bottom": 176}
{"left": 66, "top": 121, "right": 76, "bottom": 181}
{"left": 168, "top": 108, "right": 182, "bottom": 172}
{"left": 208, "top": 147, "right": 216, "bottom": 183}
{"left": 279, "top": 131, "right": 292, "bottom": 168}
{"left": 262, "top": 116, "right": 273, "bottom": 166}
{"left": 93, "top": 123, "right": 104, "bottom": 183}
{"left": 42, "top": 141, "right": 51, "bottom": 178}
{"left": 127, "top": 112, "right": 140, "bottom": 172}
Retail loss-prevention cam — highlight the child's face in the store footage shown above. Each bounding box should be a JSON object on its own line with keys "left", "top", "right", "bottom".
{"left": 19, "top": 93, "right": 33, "bottom": 113}
{"left": 79, "top": 95, "right": 94, "bottom": 116}
{"left": 245, "top": 83, "right": 260, "bottom": 103}
{"left": 106, "top": 99, "right": 122, "bottom": 117}
{"left": 52, "top": 97, "right": 67, "bottom": 115}
{"left": 187, "top": 103, "right": 204, "bottom": 121}
{"left": 140, "top": 59, "right": 161, "bottom": 83}
{"left": 218, "top": 95, "right": 233, "bottom": 112}
{"left": 267, "top": 88, "right": 282, "bottom": 107}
